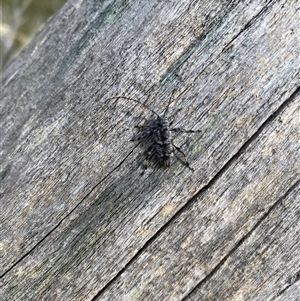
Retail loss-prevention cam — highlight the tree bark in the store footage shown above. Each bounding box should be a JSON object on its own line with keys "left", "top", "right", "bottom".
{"left": 1, "top": 0, "right": 299, "bottom": 300}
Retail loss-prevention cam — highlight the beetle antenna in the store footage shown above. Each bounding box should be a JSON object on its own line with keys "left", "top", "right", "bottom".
{"left": 106, "top": 96, "right": 160, "bottom": 117}
{"left": 163, "top": 90, "right": 175, "bottom": 117}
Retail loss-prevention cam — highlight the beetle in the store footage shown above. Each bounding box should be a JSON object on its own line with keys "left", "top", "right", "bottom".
{"left": 106, "top": 92, "right": 201, "bottom": 172}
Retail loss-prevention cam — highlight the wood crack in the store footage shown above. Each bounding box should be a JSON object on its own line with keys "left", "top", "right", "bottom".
{"left": 183, "top": 179, "right": 300, "bottom": 300}
{"left": 161, "top": 0, "right": 274, "bottom": 85}
{"left": 0, "top": 146, "right": 137, "bottom": 279}
{"left": 274, "top": 270, "right": 300, "bottom": 300}
{"left": 221, "top": 0, "right": 275, "bottom": 53}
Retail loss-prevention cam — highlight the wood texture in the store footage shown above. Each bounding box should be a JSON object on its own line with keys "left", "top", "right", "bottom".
{"left": 0, "top": 0, "right": 299, "bottom": 300}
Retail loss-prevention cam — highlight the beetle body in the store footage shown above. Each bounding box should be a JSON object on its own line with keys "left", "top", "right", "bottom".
{"left": 149, "top": 116, "right": 173, "bottom": 168}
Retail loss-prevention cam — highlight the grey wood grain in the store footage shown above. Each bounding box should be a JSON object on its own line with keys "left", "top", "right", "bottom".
{"left": 1, "top": 0, "right": 299, "bottom": 300}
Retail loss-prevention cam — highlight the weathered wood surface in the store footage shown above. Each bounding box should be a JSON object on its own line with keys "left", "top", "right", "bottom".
{"left": 1, "top": 0, "right": 299, "bottom": 300}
